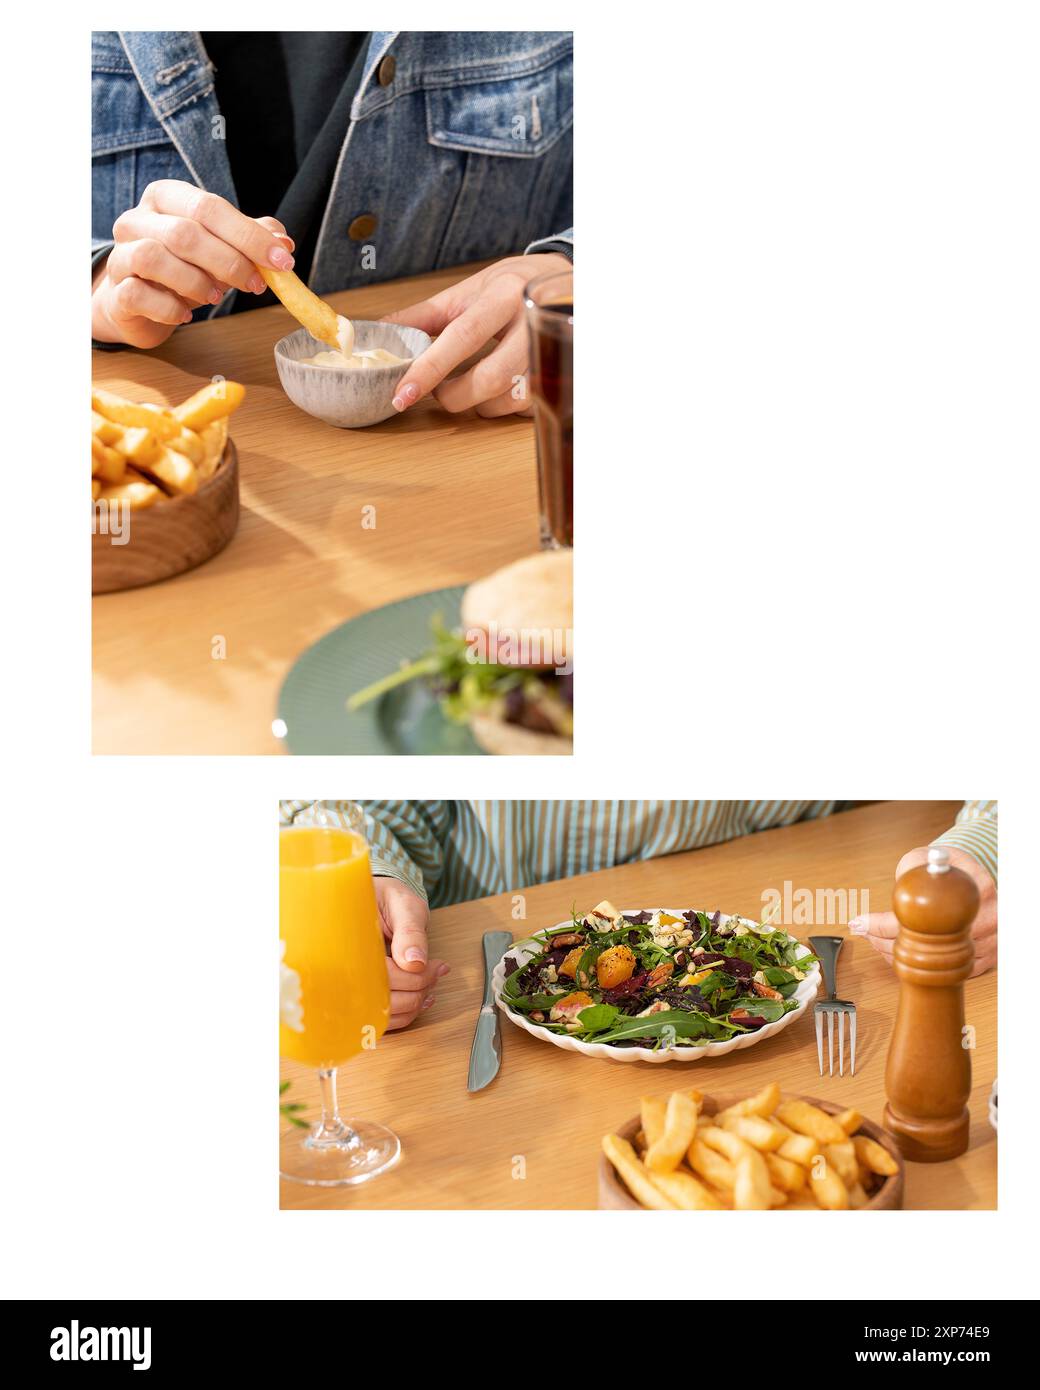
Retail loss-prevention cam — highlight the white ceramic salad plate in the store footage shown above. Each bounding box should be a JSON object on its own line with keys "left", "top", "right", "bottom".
{"left": 492, "top": 908, "right": 821, "bottom": 1065}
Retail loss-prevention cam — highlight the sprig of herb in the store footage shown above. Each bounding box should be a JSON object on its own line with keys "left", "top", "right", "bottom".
{"left": 280, "top": 1079, "right": 310, "bottom": 1130}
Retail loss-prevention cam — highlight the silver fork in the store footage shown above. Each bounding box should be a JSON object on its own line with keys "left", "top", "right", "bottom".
{"left": 809, "top": 935, "right": 856, "bottom": 1076}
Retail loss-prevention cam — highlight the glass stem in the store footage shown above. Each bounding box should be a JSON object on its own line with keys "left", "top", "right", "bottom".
{"left": 318, "top": 1067, "right": 340, "bottom": 1128}
{"left": 306, "top": 1068, "right": 356, "bottom": 1149}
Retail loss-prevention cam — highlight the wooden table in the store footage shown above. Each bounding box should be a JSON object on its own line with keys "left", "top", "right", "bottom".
{"left": 279, "top": 800, "right": 997, "bottom": 1210}
{"left": 92, "top": 263, "right": 539, "bottom": 753}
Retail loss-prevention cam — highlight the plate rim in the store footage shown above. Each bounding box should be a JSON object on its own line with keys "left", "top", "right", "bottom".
{"left": 276, "top": 582, "right": 474, "bottom": 755}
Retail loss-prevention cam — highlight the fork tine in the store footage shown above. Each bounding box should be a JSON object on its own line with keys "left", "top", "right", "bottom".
{"left": 815, "top": 1011, "right": 823, "bottom": 1074}
{"left": 838, "top": 1011, "right": 845, "bottom": 1076}
{"left": 827, "top": 1011, "right": 834, "bottom": 1076}
{"left": 849, "top": 1012, "right": 857, "bottom": 1076}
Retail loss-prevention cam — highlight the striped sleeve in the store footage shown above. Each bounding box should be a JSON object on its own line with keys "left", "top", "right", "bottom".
{"left": 279, "top": 800, "right": 444, "bottom": 901}
{"left": 932, "top": 800, "right": 998, "bottom": 885}
{"left": 356, "top": 800, "right": 455, "bottom": 904}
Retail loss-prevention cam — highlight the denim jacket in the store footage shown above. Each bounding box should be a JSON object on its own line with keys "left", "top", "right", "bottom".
{"left": 92, "top": 31, "right": 573, "bottom": 318}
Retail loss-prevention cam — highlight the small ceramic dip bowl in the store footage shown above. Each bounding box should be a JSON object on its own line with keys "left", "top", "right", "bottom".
{"left": 274, "top": 321, "right": 432, "bottom": 428}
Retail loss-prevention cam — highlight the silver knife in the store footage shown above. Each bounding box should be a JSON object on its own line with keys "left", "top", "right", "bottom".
{"left": 467, "top": 930, "right": 514, "bottom": 1092}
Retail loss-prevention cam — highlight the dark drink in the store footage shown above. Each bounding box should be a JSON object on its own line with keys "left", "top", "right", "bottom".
{"left": 525, "top": 271, "right": 573, "bottom": 548}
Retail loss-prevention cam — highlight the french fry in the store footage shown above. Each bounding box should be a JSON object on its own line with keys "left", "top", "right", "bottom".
{"left": 257, "top": 266, "right": 341, "bottom": 348}
{"left": 698, "top": 1125, "right": 751, "bottom": 1165}
{"left": 92, "top": 478, "right": 101, "bottom": 501}
{"left": 823, "top": 1139, "right": 859, "bottom": 1187}
{"left": 835, "top": 1107, "right": 863, "bottom": 1135}
{"left": 92, "top": 387, "right": 179, "bottom": 440}
{"left": 171, "top": 379, "right": 246, "bottom": 430}
{"left": 852, "top": 1134, "right": 900, "bottom": 1177}
{"left": 847, "top": 1180, "right": 870, "bottom": 1209}
{"left": 92, "top": 435, "right": 126, "bottom": 484}
{"left": 640, "top": 1096, "right": 667, "bottom": 1151}
{"left": 733, "top": 1151, "right": 774, "bottom": 1210}
{"left": 647, "top": 1167, "right": 725, "bottom": 1211}
{"left": 773, "top": 1124, "right": 818, "bottom": 1167}
{"left": 602, "top": 1135, "right": 675, "bottom": 1210}
{"left": 166, "top": 427, "right": 205, "bottom": 466}
{"left": 716, "top": 1081, "right": 781, "bottom": 1121}
{"left": 113, "top": 426, "right": 161, "bottom": 468}
{"left": 720, "top": 1113, "right": 785, "bottom": 1151}
{"left": 91, "top": 409, "right": 122, "bottom": 445}
{"left": 766, "top": 1150, "right": 808, "bottom": 1194}
{"left": 195, "top": 419, "right": 229, "bottom": 481}
{"left": 645, "top": 1090, "right": 699, "bottom": 1173}
{"left": 808, "top": 1153, "right": 850, "bottom": 1210}
{"left": 776, "top": 1100, "right": 847, "bottom": 1146}
{"left": 687, "top": 1137, "right": 737, "bottom": 1195}
{"left": 97, "top": 472, "right": 161, "bottom": 510}
{"left": 135, "top": 445, "right": 198, "bottom": 497}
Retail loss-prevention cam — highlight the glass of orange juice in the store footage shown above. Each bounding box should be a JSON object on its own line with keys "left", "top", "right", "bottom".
{"left": 279, "top": 805, "right": 400, "bottom": 1185}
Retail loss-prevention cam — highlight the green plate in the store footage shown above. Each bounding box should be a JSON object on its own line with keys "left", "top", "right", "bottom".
{"left": 276, "top": 586, "right": 483, "bottom": 755}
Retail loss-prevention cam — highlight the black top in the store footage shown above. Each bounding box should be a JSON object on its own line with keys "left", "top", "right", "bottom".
{"left": 201, "top": 32, "right": 369, "bottom": 301}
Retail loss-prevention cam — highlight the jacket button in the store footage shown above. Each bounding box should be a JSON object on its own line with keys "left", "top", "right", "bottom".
{"left": 377, "top": 55, "right": 396, "bottom": 86}
{"left": 348, "top": 214, "right": 378, "bottom": 240}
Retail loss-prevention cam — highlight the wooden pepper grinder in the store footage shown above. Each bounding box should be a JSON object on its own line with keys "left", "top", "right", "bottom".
{"left": 884, "top": 846, "right": 978, "bottom": 1162}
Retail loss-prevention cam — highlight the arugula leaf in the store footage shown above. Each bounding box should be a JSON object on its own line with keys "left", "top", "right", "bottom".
{"left": 761, "top": 966, "right": 802, "bottom": 997}
{"left": 501, "top": 956, "right": 534, "bottom": 1000}
{"left": 586, "top": 1010, "right": 724, "bottom": 1045}
{"left": 689, "top": 969, "right": 728, "bottom": 999}
{"left": 727, "top": 997, "right": 790, "bottom": 1023}
{"left": 576, "top": 1003, "right": 619, "bottom": 1031}
{"left": 508, "top": 991, "right": 564, "bottom": 1012}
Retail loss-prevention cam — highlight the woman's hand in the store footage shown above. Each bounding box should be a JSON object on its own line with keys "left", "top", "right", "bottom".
{"left": 374, "top": 876, "right": 450, "bottom": 1029}
{"left": 92, "top": 180, "right": 295, "bottom": 348}
{"left": 383, "top": 251, "right": 571, "bottom": 418}
{"left": 849, "top": 845, "right": 997, "bottom": 977}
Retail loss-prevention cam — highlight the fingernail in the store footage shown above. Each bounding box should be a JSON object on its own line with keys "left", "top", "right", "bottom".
{"left": 392, "top": 383, "right": 419, "bottom": 412}
{"left": 437, "top": 964, "right": 451, "bottom": 978}
{"left": 269, "top": 245, "right": 294, "bottom": 270}
{"left": 422, "top": 994, "right": 435, "bottom": 1010}
{"left": 208, "top": 287, "right": 222, "bottom": 304}
{"left": 276, "top": 234, "right": 296, "bottom": 251}
{"left": 849, "top": 918, "right": 868, "bottom": 936}
{"left": 248, "top": 273, "right": 265, "bottom": 293}
{"left": 405, "top": 947, "right": 427, "bottom": 964}
{"left": 181, "top": 309, "right": 193, "bottom": 323}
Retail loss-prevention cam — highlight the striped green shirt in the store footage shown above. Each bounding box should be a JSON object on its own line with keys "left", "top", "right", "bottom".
{"left": 279, "top": 800, "right": 997, "bottom": 908}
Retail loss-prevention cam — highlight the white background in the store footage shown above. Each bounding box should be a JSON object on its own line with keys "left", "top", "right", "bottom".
{"left": 1, "top": 2, "right": 1035, "bottom": 1299}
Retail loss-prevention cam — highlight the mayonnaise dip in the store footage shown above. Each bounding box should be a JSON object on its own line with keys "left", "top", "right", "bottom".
{"left": 301, "top": 313, "right": 410, "bottom": 369}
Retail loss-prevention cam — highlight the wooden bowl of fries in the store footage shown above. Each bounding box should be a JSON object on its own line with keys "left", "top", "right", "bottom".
{"left": 600, "top": 1082, "right": 904, "bottom": 1211}
{"left": 92, "top": 381, "right": 245, "bottom": 594}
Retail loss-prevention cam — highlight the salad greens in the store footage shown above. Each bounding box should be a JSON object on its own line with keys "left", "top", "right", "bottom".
{"left": 346, "top": 616, "right": 572, "bottom": 736}
{"left": 500, "top": 902, "right": 820, "bottom": 1051}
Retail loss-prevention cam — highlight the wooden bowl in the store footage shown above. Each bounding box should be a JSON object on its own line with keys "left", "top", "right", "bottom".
{"left": 599, "top": 1091, "right": 905, "bottom": 1210}
{"left": 92, "top": 441, "right": 239, "bottom": 594}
